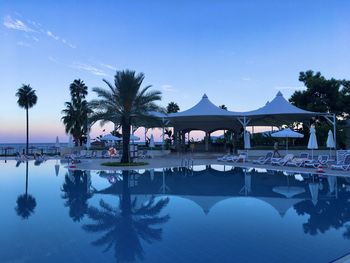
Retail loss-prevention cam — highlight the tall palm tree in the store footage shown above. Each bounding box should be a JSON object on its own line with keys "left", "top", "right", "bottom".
{"left": 90, "top": 70, "right": 163, "bottom": 163}
{"left": 62, "top": 79, "right": 91, "bottom": 146}
{"left": 83, "top": 171, "right": 170, "bottom": 262}
{"left": 61, "top": 170, "right": 93, "bottom": 222}
{"left": 15, "top": 161, "right": 37, "bottom": 219}
{"left": 16, "top": 84, "right": 37, "bottom": 155}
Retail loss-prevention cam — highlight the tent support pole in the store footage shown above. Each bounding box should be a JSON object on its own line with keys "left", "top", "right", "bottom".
{"left": 237, "top": 116, "right": 250, "bottom": 151}
{"left": 333, "top": 114, "right": 337, "bottom": 151}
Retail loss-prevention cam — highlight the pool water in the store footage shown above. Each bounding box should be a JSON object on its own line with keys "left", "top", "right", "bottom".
{"left": 1, "top": 160, "right": 350, "bottom": 263}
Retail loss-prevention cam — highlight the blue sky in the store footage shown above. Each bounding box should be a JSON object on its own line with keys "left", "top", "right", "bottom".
{"left": 1, "top": 0, "right": 350, "bottom": 143}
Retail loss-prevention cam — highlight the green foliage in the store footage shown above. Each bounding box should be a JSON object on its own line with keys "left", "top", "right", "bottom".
{"left": 90, "top": 70, "right": 163, "bottom": 163}
{"left": 61, "top": 79, "right": 91, "bottom": 146}
{"left": 16, "top": 84, "right": 38, "bottom": 109}
{"left": 289, "top": 70, "right": 350, "bottom": 147}
{"left": 166, "top": 102, "right": 180, "bottom": 113}
{"left": 219, "top": 104, "right": 228, "bottom": 110}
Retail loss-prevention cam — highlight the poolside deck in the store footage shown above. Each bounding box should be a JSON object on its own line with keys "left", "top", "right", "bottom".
{"left": 61, "top": 153, "right": 350, "bottom": 177}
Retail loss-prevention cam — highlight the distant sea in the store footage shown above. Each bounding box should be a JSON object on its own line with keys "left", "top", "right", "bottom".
{"left": 0, "top": 141, "right": 159, "bottom": 154}
{"left": 0, "top": 143, "right": 67, "bottom": 154}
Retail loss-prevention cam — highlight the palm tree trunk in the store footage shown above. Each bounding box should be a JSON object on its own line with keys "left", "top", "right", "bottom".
{"left": 25, "top": 161, "right": 29, "bottom": 197}
{"left": 121, "top": 119, "right": 131, "bottom": 163}
{"left": 26, "top": 108, "right": 29, "bottom": 155}
{"left": 121, "top": 171, "right": 131, "bottom": 215}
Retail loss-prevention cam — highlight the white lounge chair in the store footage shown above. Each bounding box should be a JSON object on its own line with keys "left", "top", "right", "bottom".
{"left": 304, "top": 155, "right": 330, "bottom": 168}
{"left": 271, "top": 154, "right": 294, "bottom": 166}
{"left": 287, "top": 153, "right": 310, "bottom": 167}
{"left": 230, "top": 152, "right": 248, "bottom": 163}
{"left": 253, "top": 152, "right": 273, "bottom": 165}
{"left": 217, "top": 154, "right": 233, "bottom": 162}
{"left": 331, "top": 154, "right": 350, "bottom": 171}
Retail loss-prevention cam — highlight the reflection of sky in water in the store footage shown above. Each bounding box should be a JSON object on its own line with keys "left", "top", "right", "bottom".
{"left": 1, "top": 160, "right": 350, "bottom": 263}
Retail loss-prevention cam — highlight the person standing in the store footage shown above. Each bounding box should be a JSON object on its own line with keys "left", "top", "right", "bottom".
{"left": 273, "top": 141, "right": 281, "bottom": 157}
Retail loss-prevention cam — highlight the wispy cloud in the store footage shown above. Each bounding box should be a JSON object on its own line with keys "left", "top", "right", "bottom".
{"left": 71, "top": 62, "right": 108, "bottom": 76}
{"left": 3, "top": 15, "right": 35, "bottom": 32}
{"left": 62, "top": 38, "right": 76, "bottom": 48}
{"left": 47, "top": 30, "right": 59, "bottom": 40}
{"left": 100, "top": 63, "right": 117, "bottom": 71}
{"left": 4, "top": 14, "right": 76, "bottom": 48}
{"left": 161, "top": 84, "right": 177, "bottom": 92}
{"left": 48, "top": 56, "right": 58, "bottom": 63}
{"left": 241, "top": 77, "right": 251, "bottom": 81}
{"left": 16, "top": 41, "right": 31, "bottom": 47}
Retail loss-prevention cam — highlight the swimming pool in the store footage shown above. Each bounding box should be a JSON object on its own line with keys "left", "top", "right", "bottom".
{"left": 1, "top": 160, "right": 349, "bottom": 263}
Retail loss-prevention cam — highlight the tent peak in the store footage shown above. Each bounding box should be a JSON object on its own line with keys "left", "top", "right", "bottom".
{"left": 276, "top": 91, "right": 283, "bottom": 97}
{"left": 202, "top": 93, "right": 208, "bottom": 99}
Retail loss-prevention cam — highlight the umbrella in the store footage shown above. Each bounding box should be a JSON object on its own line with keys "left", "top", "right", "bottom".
{"left": 55, "top": 136, "right": 60, "bottom": 149}
{"left": 309, "top": 182, "right": 319, "bottom": 206}
{"left": 150, "top": 169, "right": 154, "bottom": 181}
{"left": 244, "top": 131, "right": 251, "bottom": 149}
{"left": 86, "top": 134, "right": 91, "bottom": 149}
{"left": 100, "top": 134, "right": 122, "bottom": 141}
{"left": 327, "top": 175, "right": 337, "bottom": 194}
{"left": 307, "top": 126, "right": 318, "bottom": 159}
{"left": 326, "top": 130, "right": 335, "bottom": 157}
{"left": 68, "top": 135, "right": 74, "bottom": 148}
{"left": 149, "top": 134, "right": 155, "bottom": 148}
{"left": 55, "top": 164, "right": 60, "bottom": 176}
{"left": 271, "top": 128, "right": 304, "bottom": 153}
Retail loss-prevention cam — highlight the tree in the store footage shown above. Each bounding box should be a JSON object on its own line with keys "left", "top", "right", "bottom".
{"left": 166, "top": 102, "right": 180, "bottom": 113}
{"left": 15, "top": 161, "right": 36, "bottom": 219}
{"left": 83, "top": 171, "right": 169, "bottom": 262}
{"left": 90, "top": 70, "right": 162, "bottom": 163}
{"left": 61, "top": 170, "right": 93, "bottom": 222}
{"left": 61, "top": 79, "right": 91, "bottom": 146}
{"left": 290, "top": 71, "right": 343, "bottom": 115}
{"left": 219, "top": 104, "right": 227, "bottom": 110}
{"left": 16, "top": 84, "right": 38, "bottom": 155}
{"left": 289, "top": 70, "right": 350, "bottom": 147}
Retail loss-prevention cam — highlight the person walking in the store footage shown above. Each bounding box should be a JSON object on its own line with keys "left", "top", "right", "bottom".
{"left": 273, "top": 141, "right": 281, "bottom": 157}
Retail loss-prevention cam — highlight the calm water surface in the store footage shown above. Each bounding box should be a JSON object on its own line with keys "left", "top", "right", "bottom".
{"left": 1, "top": 160, "right": 350, "bottom": 263}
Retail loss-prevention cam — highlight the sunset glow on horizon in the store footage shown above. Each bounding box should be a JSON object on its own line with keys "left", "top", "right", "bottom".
{"left": 1, "top": 1, "right": 350, "bottom": 143}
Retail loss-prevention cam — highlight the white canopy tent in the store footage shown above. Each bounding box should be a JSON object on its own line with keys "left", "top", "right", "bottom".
{"left": 165, "top": 92, "right": 336, "bottom": 152}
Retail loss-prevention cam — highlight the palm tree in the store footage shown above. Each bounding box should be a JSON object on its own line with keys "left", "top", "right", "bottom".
{"left": 62, "top": 79, "right": 91, "bottom": 146}
{"left": 166, "top": 101, "right": 180, "bottom": 113}
{"left": 90, "top": 70, "right": 163, "bottom": 163}
{"left": 61, "top": 170, "right": 93, "bottom": 222}
{"left": 15, "top": 161, "right": 37, "bottom": 219}
{"left": 83, "top": 171, "right": 170, "bottom": 262}
{"left": 16, "top": 84, "right": 37, "bottom": 155}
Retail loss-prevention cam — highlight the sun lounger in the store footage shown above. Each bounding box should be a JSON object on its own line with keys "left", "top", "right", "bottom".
{"left": 304, "top": 155, "right": 330, "bottom": 168}
{"left": 217, "top": 154, "right": 233, "bottom": 162}
{"left": 331, "top": 154, "right": 350, "bottom": 171}
{"left": 253, "top": 152, "right": 273, "bottom": 165}
{"left": 271, "top": 154, "right": 294, "bottom": 166}
{"left": 287, "top": 153, "right": 310, "bottom": 167}
{"left": 230, "top": 152, "right": 248, "bottom": 163}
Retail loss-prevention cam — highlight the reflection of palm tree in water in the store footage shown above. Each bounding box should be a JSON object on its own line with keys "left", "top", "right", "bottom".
{"left": 83, "top": 170, "right": 170, "bottom": 263}
{"left": 61, "top": 170, "right": 93, "bottom": 222}
{"left": 15, "top": 161, "right": 37, "bottom": 219}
